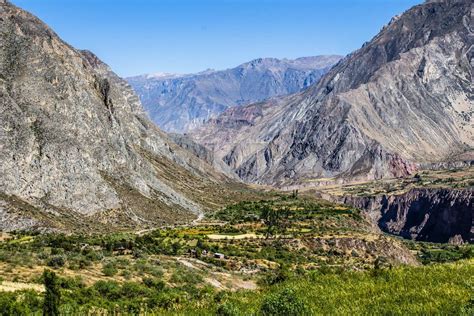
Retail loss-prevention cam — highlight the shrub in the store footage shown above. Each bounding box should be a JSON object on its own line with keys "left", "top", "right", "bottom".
{"left": 102, "top": 262, "right": 118, "bottom": 276}
{"left": 47, "top": 256, "right": 65, "bottom": 268}
{"left": 143, "top": 278, "right": 165, "bottom": 291}
{"left": 259, "top": 265, "right": 292, "bottom": 286}
{"left": 170, "top": 268, "right": 203, "bottom": 285}
{"left": 216, "top": 301, "right": 240, "bottom": 316}
{"left": 93, "top": 280, "right": 121, "bottom": 300}
{"left": 260, "top": 287, "right": 310, "bottom": 316}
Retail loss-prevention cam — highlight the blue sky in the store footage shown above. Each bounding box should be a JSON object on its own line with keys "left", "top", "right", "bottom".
{"left": 12, "top": 0, "right": 422, "bottom": 77}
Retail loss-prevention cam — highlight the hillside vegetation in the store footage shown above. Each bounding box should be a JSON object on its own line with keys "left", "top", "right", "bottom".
{"left": 0, "top": 196, "right": 472, "bottom": 315}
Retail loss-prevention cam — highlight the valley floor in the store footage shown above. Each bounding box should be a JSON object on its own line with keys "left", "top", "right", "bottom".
{"left": 0, "top": 188, "right": 472, "bottom": 315}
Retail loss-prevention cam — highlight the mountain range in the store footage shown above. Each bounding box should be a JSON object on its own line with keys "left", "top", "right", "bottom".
{"left": 0, "top": 0, "right": 253, "bottom": 232}
{"left": 127, "top": 55, "right": 342, "bottom": 132}
{"left": 0, "top": 0, "right": 472, "bottom": 235}
{"left": 190, "top": 0, "right": 473, "bottom": 186}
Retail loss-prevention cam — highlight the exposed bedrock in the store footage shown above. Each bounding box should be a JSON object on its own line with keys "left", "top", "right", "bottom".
{"left": 338, "top": 188, "right": 473, "bottom": 244}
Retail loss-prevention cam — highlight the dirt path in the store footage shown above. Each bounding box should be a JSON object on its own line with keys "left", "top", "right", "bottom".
{"left": 207, "top": 232, "right": 264, "bottom": 240}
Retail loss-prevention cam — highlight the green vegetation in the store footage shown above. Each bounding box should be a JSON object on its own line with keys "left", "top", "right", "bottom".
{"left": 404, "top": 240, "right": 474, "bottom": 264}
{"left": 43, "top": 270, "right": 60, "bottom": 316}
{"left": 0, "top": 195, "right": 471, "bottom": 315}
{"left": 260, "top": 287, "right": 310, "bottom": 316}
{"left": 319, "top": 167, "right": 474, "bottom": 197}
{"left": 0, "top": 260, "right": 471, "bottom": 315}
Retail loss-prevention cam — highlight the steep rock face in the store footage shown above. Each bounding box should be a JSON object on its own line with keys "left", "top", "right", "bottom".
{"left": 340, "top": 188, "right": 473, "bottom": 243}
{"left": 192, "top": 0, "right": 473, "bottom": 186}
{"left": 168, "top": 133, "right": 238, "bottom": 179}
{"left": 127, "top": 56, "right": 342, "bottom": 133}
{"left": 0, "top": 1, "right": 242, "bottom": 232}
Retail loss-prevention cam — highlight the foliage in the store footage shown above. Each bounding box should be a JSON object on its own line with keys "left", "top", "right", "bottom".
{"left": 43, "top": 270, "right": 60, "bottom": 316}
{"left": 404, "top": 241, "right": 474, "bottom": 264}
{"left": 261, "top": 287, "right": 310, "bottom": 316}
{"left": 0, "top": 260, "right": 471, "bottom": 315}
{"left": 102, "top": 262, "right": 118, "bottom": 276}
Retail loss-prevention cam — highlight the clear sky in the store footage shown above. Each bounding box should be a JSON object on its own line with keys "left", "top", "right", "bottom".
{"left": 12, "top": 0, "right": 422, "bottom": 77}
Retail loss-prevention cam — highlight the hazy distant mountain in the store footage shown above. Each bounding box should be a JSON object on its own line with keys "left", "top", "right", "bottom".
{"left": 127, "top": 56, "right": 342, "bottom": 133}
{"left": 191, "top": 0, "right": 473, "bottom": 186}
{"left": 0, "top": 0, "right": 245, "bottom": 232}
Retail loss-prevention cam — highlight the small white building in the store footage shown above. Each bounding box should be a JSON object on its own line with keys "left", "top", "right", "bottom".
{"left": 214, "top": 252, "right": 225, "bottom": 259}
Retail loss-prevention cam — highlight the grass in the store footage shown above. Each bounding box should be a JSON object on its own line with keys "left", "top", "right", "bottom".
{"left": 175, "top": 260, "right": 474, "bottom": 315}
{"left": 0, "top": 259, "right": 471, "bottom": 315}
{"left": 0, "top": 194, "right": 472, "bottom": 315}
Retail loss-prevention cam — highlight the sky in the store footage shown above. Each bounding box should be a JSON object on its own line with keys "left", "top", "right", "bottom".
{"left": 12, "top": 0, "right": 423, "bottom": 77}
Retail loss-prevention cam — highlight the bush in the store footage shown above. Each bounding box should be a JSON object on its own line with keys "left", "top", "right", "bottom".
{"left": 259, "top": 265, "right": 292, "bottom": 286}
{"left": 216, "top": 301, "right": 240, "bottom": 316}
{"left": 260, "top": 287, "right": 310, "bottom": 316}
{"left": 94, "top": 280, "right": 121, "bottom": 300}
{"left": 47, "top": 256, "right": 65, "bottom": 268}
{"left": 170, "top": 268, "right": 203, "bottom": 285}
{"left": 143, "top": 278, "right": 165, "bottom": 291}
{"left": 102, "top": 262, "right": 118, "bottom": 276}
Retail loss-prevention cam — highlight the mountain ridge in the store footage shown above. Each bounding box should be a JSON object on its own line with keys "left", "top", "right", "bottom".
{"left": 0, "top": 0, "right": 255, "bottom": 232}
{"left": 190, "top": 0, "right": 473, "bottom": 186}
{"left": 127, "top": 55, "right": 342, "bottom": 132}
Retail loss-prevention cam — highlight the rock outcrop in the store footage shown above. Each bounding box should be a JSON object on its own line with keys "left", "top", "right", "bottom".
{"left": 340, "top": 188, "right": 473, "bottom": 243}
{"left": 192, "top": 0, "right": 473, "bottom": 186}
{"left": 0, "top": 1, "right": 246, "bottom": 232}
{"left": 127, "top": 56, "right": 342, "bottom": 133}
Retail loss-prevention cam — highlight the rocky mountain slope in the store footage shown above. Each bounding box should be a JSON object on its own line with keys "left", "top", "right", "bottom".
{"left": 0, "top": 0, "right": 254, "bottom": 232}
{"left": 191, "top": 0, "right": 473, "bottom": 186}
{"left": 127, "top": 56, "right": 342, "bottom": 132}
{"left": 341, "top": 188, "right": 473, "bottom": 244}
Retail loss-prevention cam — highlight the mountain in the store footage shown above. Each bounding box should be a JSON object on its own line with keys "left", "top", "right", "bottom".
{"left": 127, "top": 56, "right": 342, "bottom": 133}
{"left": 191, "top": 0, "right": 473, "bottom": 186}
{"left": 0, "top": 0, "right": 254, "bottom": 232}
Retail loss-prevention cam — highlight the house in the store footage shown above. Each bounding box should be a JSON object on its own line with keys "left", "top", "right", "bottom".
{"left": 214, "top": 252, "right": 225, "bottom": 259}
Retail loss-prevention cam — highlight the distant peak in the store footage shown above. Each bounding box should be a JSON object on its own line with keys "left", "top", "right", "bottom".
{"left": 145, "top": 72, "right": 182, "bottom": 79}
{"left": 196, "top": 68, "right": 216, "bottom": 75}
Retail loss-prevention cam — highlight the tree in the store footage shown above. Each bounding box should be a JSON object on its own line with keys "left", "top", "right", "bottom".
{"left": 43, "top": 270, "right": 60, "bottom": 316}
{"left": 260, "top": 205, "right": 289, "bottom": 237}
{"left": 260, "top": 205, "right": 280, "bottom": 237}
{"left": 291, "top": 189, "right": 299, "bottom": 199}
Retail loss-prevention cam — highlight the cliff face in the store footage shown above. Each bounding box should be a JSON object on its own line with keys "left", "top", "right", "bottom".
{"left": 192, "top": 0, "right": 473, "bottom": 186}
{"left": 127, "top": 56, "right": 342, "bottom": 133}
{"left": 0, "top": 1, "right": 243, "bottom": 232}
{"left": 341, "top": 188, "right": 473, "bottom": 244}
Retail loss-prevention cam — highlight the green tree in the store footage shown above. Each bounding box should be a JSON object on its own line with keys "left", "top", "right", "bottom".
{"left": 260, "top": 205, "right": 280, "bottom": 237}
{"left": 43, "top": 270, "right": 60, "bottom": 316}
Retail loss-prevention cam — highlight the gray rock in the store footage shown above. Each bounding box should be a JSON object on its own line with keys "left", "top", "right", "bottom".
{"left": 127, "top": 56, "right": 342, "bottom": 133}
{"left": 0, "top": 1, "right": 234, "bottom": 232}
{"left": 340, "top": 188, "right": 473, "bottom": 243}
{"left": 192, "top": 0, "right": 473, "bottom": 186}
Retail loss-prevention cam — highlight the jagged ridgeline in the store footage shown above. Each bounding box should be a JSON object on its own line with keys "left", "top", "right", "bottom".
{"left": 127, "top": 55, "right": 342, "bottom": 133}
{"left": 0, "top": 0, "right": 257, "bottom": 232}
{"left": 191, "top": 0, "right": 473, "bottom": 185}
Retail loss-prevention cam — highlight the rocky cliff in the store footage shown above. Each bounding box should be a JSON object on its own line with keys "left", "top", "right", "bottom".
{"left": 340, "top": 188, "right": 473, "bottom": 244}
{"left": 127, "top": 56, "right": 342, "bottom": 133}
{"left": 192, "top": 0, "right": 473, "bottom": 186}
{"left": 0, "top": 1, "right": 249, "bottom": 232}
